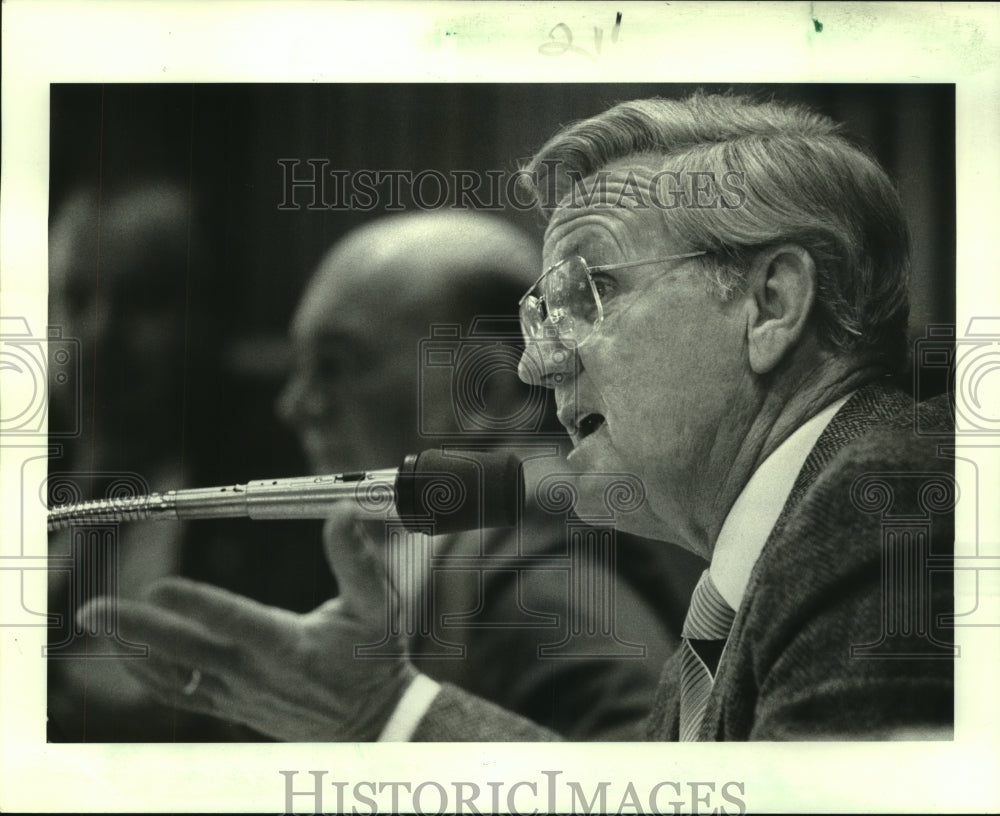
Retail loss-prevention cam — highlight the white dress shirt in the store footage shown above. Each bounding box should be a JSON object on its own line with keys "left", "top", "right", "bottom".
{"left": 709, "top": 395, "right": 850, "bottom": 610}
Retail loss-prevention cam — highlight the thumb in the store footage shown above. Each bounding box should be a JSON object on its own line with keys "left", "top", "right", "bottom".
{"left": 322, "top": 507, "right": 390, "bottom": 615}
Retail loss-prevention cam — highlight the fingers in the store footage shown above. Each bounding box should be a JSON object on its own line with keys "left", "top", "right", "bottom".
{"left": 73, "top": 592, "right": 237, "bottom": 718}
{"left": 70, "top": 542, "right": 412, "bottom": 741}
{"left": 322, "top": 507, "right": 390, "bottom": 616}
{"left": 77, "top": 596, "right": 232, "bottom": 668}
{"left": 123, "top": 653, "right": 225, "bottom": 717}
{"left": 76, "top": 577, "right": 296, "bottom": 682}
{"left": 76, "top": 583, "right": 291, "bottom": 729}
{"left": 143, "top": 576, "right": 293, "bottom": 640}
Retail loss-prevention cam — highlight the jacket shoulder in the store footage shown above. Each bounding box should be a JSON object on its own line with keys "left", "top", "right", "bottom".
{"left": 710, "top": 388, "right": 955, "bottom": 740}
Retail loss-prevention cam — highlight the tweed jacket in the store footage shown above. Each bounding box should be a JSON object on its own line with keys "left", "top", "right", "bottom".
{"left": 411, "top": 381, "right": 955, "bottom": 741}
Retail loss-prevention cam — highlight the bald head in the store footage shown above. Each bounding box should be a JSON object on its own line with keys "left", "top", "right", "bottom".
{"left": 294, "top": 212, "right": 539, "bottom": 343}
{"left": 279, "top": 212, "right": 541, "bottom": 473}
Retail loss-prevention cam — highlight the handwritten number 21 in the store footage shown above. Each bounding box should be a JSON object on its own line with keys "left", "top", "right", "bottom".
{"left": 539, "top": 22, "right": 611, "bottom": 61}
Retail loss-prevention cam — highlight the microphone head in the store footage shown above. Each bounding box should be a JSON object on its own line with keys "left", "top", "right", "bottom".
{"left": 394, "top": 449, "right": 523, "bottom": 534}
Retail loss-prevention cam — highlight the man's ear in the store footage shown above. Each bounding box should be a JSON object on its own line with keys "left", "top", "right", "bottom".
{"left": 744, "top": 244, "right": 817, "bottom": 374}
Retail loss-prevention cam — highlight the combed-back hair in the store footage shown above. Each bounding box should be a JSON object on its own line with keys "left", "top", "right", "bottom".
{"left": 521, "top": 92, "right": 912, "bottom": 372}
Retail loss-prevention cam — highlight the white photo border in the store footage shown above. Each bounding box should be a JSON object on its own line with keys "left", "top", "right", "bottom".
{"left": 2, "top": 1, "right": 998, "bottom": 813}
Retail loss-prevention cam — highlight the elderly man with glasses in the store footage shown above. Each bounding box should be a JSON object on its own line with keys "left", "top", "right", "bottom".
{"left": 86, "top": 92, "right": 954, "bottom": 742}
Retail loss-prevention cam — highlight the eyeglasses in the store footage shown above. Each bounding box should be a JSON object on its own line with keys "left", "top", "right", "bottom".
{"left": 518, "top": 252, "right": 708, "bottom": 343}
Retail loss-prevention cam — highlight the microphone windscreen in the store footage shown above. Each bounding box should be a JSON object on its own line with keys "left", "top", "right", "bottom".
{"left": 394, "top": 449, "right": 523, "bottom": 534}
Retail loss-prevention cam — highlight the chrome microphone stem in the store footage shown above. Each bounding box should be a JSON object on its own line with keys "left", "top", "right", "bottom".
{"left": 46, "top": 469, "right": 400, "bottom": 531}
{"left": 46, "top": 491, "right": 185, "bottom": 529}
{"left": 242, "top": 468, "right": 398, "bottom": 520}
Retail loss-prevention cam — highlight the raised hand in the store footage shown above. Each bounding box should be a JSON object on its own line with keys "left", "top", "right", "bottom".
{"left": 77, "top": 507, "right": 416, "bottom": 741}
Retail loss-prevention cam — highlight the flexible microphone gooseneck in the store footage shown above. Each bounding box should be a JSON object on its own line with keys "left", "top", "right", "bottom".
{"left": 47, "top": 449, "right": 523, "bottom": 535}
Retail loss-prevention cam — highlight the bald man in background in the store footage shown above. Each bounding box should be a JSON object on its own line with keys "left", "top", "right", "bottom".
{"left": 270, "top": 211, "right": 699, "bottom": 738}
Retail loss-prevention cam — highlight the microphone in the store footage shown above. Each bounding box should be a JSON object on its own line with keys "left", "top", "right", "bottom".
{"left": 47, "top": 449, "right": 523, "bottom": 535}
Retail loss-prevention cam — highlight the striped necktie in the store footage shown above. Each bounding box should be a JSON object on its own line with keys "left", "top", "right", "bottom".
{"left": 679, "top": 569, "right": 736, "bottom": 741}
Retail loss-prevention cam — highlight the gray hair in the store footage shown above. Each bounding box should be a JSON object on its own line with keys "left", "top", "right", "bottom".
{"left": 521, "top": 92, "right": 911, "bottom": 372}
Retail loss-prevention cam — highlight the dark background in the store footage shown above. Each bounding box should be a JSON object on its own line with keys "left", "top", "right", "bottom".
{"left": 48, "top": 82, "right": 955, "bottom": 609}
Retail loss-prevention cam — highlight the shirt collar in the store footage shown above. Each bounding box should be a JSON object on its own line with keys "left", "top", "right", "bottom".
{"left": 710, "top": 394, "right": 852, "bottom": 611}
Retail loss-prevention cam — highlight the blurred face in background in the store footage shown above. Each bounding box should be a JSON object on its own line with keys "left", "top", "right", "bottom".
{"left": 277, "top": 240, "right": 456, "bottom": 474}
{"left": 48, "top": 186, "right": 198, "bottom": 437}
{"left": 278, "top": 215, "right": 541, "bottom": 476}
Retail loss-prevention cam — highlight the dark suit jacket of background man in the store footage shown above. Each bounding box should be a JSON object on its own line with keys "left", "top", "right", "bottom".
{"left": 406, "top": 515, "right": 703, "bottom": 740}
{"left": 409, "top": 381, "right": 956, "bottom": 741}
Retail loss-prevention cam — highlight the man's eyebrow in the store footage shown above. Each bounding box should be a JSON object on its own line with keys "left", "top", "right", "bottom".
{"left": 547, "top": 240, "right": 585, "bottom": 263}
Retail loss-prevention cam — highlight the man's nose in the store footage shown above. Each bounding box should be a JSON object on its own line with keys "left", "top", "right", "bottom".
{"left": 276, "top": 371, "right": 324, "bottom": 427}
{"left": 517, "top": 335, "right": 576, "bottom": 388}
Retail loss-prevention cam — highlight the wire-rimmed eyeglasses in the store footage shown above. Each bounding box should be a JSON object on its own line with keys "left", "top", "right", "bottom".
{"left": 518, "top": 252, "right": 708, "bottom": 343}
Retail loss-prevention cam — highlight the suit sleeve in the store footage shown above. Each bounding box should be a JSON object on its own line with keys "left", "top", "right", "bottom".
{"left": 412, "top": 682, "right": 562, "bottom": 741}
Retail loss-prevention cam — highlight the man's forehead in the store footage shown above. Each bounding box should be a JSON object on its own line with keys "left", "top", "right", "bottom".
{"left": 294, "top": 266, "right": 397, "bottom": 332}
{"left": 553, "top": 154, "right": 667, "bottom": 203}
{"left": 544, "top": 158, "right": 670, "bottom": 257}
{"left": 543, "top": 207, "right": 635, "bottom": 254}
{"left": 292, "top": 256, "right": 442, "bottom": 348}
